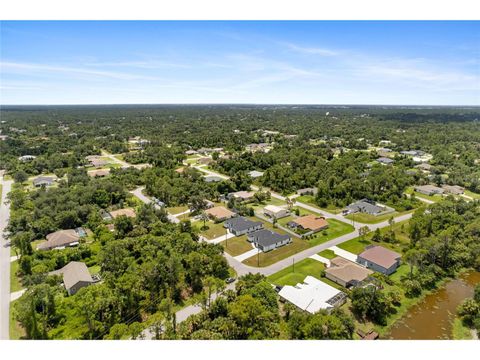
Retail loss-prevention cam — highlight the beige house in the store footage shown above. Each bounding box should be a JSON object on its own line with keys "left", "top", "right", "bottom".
{"left": 263, "top": 205, "right": 289, "bottom": 219}
{"left": 50, "top": 261, "right": 94, "bottom": 295}
{"left": 37, "top": 229, "right": 82, "bottom": 251}
{"left": 205, "top": 206, "right": 235, "bottom": 222}
{"left": 109, "top": 208, "right": 136, "bottom": 219}
{"left": 325, "top": 257, "right": 373, "bottom": 288}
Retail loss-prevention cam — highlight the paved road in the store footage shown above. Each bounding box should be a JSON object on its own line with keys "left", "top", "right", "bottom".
{"left": 0, "top": 178, "right": 13, "bottom": 339}
{"left": 101, "top": 150, "right": 130, "bottom": 167}
{"left": 130, "top": 187, "right": 180, "bottom": 224}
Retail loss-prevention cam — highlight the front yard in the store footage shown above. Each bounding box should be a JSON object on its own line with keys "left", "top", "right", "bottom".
{"left": 267, "top": 258, "right": 326, "bottom": 286}
{"left": 10, "top": 260, "right": 23, "bottom": 293}
{"left": 220, "top": 235, "right": 252, "bottom": 256}
{"left": 195, "top": 220, "right": 227, "bottom": 240}
{"left": 405, "top": 186, "right": 444, "bottom": 202}
{"left": 167, "top": 205, "right": 189, "bottom": 215}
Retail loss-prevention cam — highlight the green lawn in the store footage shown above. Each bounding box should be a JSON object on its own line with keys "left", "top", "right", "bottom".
{"left": 113, "top": 154, "right": 125, "bottom": 161}
{"left": 9, "top": 300, "right": 25, "bottom": 340}
{"left": 318, "top": 249, "right": 337, "bottom": 259}
{"left": 405, "top": 186, "right": 444, "bottom": 202}
{"left": 220, "top": 235, "right": 253, "bottom": 256}
{"left": 452, "top": 318, "right": 473, "bottom": 339}
{"left": 242, "top": 216, "right": 354, "bottom": 267}
{"left": 88, "top": 265, "right": 101, "bottom": 275}
{"left": 195, "top": 221, "right": 228, "bottom": 240}
{"left": 167, "top": 205, "right": 189, "bottom": 215}
{"left": 267, "top": 258, "right": 325, "bottom": 286}
{"left": 338, "top": 220, "right": 411, "bottom": 255}
{"left": 251, "top": 197, "right": 287, "bottom": 212}
{"left": 345, "top": 211, "right": 399, "bottom": 224}
{"left": 10, "top": 260, "right": 23, "bottom": 293}
{"left": 296, "top": 195, "right": 343, "bottom": 214}
{"left": 464, "top": 190, "right": 480, "bottom": 200}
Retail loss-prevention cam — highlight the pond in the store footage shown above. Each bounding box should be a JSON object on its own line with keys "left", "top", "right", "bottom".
{"left": 388, "top": 271, "right": 480, "bottom": 340}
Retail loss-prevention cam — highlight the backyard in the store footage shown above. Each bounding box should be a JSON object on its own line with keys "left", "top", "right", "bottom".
{"left": 194, "top": 220, "right": 227, "bottom": 240}
{"left": 220, "top": 235, "right": 252, "bottom": 256}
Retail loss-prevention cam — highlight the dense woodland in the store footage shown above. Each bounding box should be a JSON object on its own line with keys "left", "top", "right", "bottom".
{"left": 1, "top": 105, "right": 479, "bottom": 339}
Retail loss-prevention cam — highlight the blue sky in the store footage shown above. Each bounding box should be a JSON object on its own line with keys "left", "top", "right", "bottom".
{"left": 1, "top": 21, "right": 479, "bottom": 105}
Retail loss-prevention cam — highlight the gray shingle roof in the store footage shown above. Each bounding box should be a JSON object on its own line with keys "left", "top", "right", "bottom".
{"left": 248, "top": 229, "right": 290, "bottom": 248}
{"left": 224, "top": 216, "right": 263, "bottom": 233}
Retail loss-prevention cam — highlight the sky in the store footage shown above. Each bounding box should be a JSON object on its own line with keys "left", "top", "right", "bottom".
{"left": 0, "top": 21, "right": 479, "bottom": 105}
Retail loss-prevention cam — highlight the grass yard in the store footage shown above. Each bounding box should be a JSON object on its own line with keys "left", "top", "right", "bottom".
{"left": 251, "top": 197, "right": 287, "bottom": 212}
{"left": 243, "top": 237, "right": 310, "bottom": 267}
{"left": 9, "top": 300, "right": 25, "bottom": 340}
{"left": 88, "top": 265, "right": 101, "bottom": 275}
{"left": 10, "top": 260, "right": 23, "bottom": 293}
{"left": 195, "top": 221, "right": 227, "bottom": 240}
{"left": 305, "top": 219, "right": 354, "bottom": 247}
{"left": 318, "top": 249, "right": 337, "bottom": 259}
{"left": 267, "top": 258, "right": 325, "bottom": 286}
{"left": 345, "top": 211, "right": 399, "bottom": 224}
{"left": 242, "top": 216, "right": 354, "bottom": 267}
{"left": 113, "top": 154, "right": 125, "bottom": 161}
{"left": 338, "top": 220, "right": 411, "bottom": 255}
{"left": 464, "top": 190, "right": 480, "bottom": 200}
{"left": 405, "top": 186, "right": 444, "bottom": 203}
{"left": 167, "top": 205, "right": 189, "bottom": 215}
{"left": 220, "top": 235, "right": 253, "bottom": 257}
{"left": 296, "top": 195, "right": 343, "bottom": 214}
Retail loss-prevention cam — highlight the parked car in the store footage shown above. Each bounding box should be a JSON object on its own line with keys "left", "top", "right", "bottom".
{"left": 225, "top": 277, "right": 236, "bottom": 284}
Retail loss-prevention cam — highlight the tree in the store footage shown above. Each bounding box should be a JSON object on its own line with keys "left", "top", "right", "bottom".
{"left": 14, "top": 170, "right": 28, "bottom": 184}
{"left": 114, "top": 215, "right": 134, "bottom": 238}
{"left": 371, "top": 228, "right": 382, "bottom": 242}
{"left": 359, "top": 226, "right": 371, "bottom": 240}
{"left": 350, "top": 286, "right": 391, "bottom": 325}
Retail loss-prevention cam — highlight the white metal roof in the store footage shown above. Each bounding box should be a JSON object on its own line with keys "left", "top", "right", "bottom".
{"left": 278, "top": 276, "right": 342, "bottom": 314}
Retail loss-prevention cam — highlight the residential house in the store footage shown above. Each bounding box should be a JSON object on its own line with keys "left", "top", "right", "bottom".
{"left": 229, "top": 191, "right": 256, "bottom": 202}
{"left": 415, "top": 163, "right": 433, "bottom": 172}
{"left": 376, "top": 157, "right": 394, "bottom": 165}
{"left": 297, "top": 187, "right": 318, "bottom": 196}
{"left": 441, "top": 184, "right": 465, "bottom": 195}
{"left": 325, "top": 257, "right": 373, "bottom": 288}
{"left": 37, "top": 228, "right": 86, "bottom": 251}
{"left": 247, "top": 229, "right": 292, "bottom": 252}
{"left": 109, "top": 208, "right": 136, "bottom": 219}
{"left": 205, "top": 206, "right": 236, "bottom": 222}
{"left": 33, "top": 176, "right": 55, "bottom": 187}
{"left": 185, "top": 150, "right": 198, "bottom": 156}
{"left": 18, "top": 155, "right": 36, "bottom": 162}
{"left": 204, "top": 200, "right": 215, "bottom": 209}
{"left": 87, "top": 169, "right": 110, "bottom": 177}
{"left": 248, "top": 170, "right": 264, "bottom": 178}
{"left": 345, "top": 199, "right": 392, "bottom": 216}
{"left": 288, "top": 215, "right": 329, "bottom": 233}
{"left": 197, "top": 157, "right": 213, "bottom": 165}
{"left": 263, "top": 205, "right": 289, "bottom": 219}
{"left": 414, "top": 185, "right": 444, "bottom": 196}
{"left": 357, "top": 245, "right": 402, "bottom": 275}
{"left": 223, "top": 216, "right": 263, "bottom": 236}
{"left": 204, "top": 175, "right": 224, "bottom": 183}
{"left": 278, "top": 276, "right": 346, "bottom": 314}
{"left": 50, "top": 261, "right": 94, "bottom": 295}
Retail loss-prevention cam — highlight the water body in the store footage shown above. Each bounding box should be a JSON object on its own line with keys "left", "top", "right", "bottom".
{"left": 388, "top": 271, "right": 480, "bottom": 340}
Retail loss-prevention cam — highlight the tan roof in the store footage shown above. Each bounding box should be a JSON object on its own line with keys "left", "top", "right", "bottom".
{"left": 175, "top": 167, "right": 185, "bottom": 173}
{"left": 293, "top": 215, "right": 329, "bottom": 231}
{"left": 38, "top": 229, "right": 79, "bottom": 250}
{"left": 51, "top": 261, "right": 93, "bottom": 290}
{"left": 205, "top": 206, "right": 235, "bottom": 220}
{"left": 441, "top": 184, "right": 464, "bottom": 195}
{"left": 87, "top": 168, "right": 110, "bottom": 177}
{"left": 110, "top": 208, "right": 136, "bottom": 219}
{"left": 326, "top": 257, "right": 373, "bottom": 283}
{"left": 358, "top": 246, "right": 401, "bottom": 269}
{"left": 232, "top": 191, "right": 255, "bottom": 200}
{"left": 89, "top": 158, "right": 108, "bottom": 167}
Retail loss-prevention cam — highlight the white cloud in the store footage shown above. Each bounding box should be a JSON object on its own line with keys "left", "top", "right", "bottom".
{"left": 284, "top": 42, "right": 339, "bottom": 56}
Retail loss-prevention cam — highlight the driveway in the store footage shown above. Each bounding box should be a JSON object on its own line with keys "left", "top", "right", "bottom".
{"left": 233, "top": 247, "right": 258, "bottom": 262}
{"left": 328, "top": 246, "right": 358, "bottom": 262}
{"left": 0, "top": 178, "right": 13, "bottom": 339}
{"left": 130, "top": 187, "right": 180, "bottom": 224}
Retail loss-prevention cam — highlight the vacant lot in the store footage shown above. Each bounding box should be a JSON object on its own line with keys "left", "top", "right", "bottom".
{"left": 296, "top": 195, "right": 343, "bottom": 214}
{"left": 167, "top": 205, "right": 189, "bottom": 215}
{"left": 220, "top": 235, "right": 252, "bottom": 256}
{"left": 338, "top": 220, "right": 411, "bottom": 255}
{"left": 267, "top": 258, "right": 325, "bottom": 286}
{"left": 195, "top": 220, "right": 227, "bottom": 240}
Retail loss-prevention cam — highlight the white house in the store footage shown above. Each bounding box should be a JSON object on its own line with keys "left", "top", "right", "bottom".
{"left": 263, "top": 205, "right": 289, "bottom": 219}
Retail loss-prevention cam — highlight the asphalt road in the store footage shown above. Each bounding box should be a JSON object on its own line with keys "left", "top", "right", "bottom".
{"left": 0, "top": 178, "right": 13, "bottom": 340}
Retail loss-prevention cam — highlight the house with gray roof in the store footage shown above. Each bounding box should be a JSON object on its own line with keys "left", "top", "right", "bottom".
{"left": 204, "top": 175, "right": 224, "bottom": 183}
{"left": 33, "top": 176, "right": 55, "bottom": 187}
{"left": 345, "top": 199, "right": 393, "bottom": 216}
{"left": 248, "top": 170, "right": 264, "bottom": 179}
{"left": 50, "top": 261, "right": 95, "bottom": 295}
{"left": 247, "top": 229, "right": 292, "bottom": 252}
{"left": 224, "top": 216, "right": 263, "bottom": 236}
{"left": 376, "top": 157, "right": 394, "bottom": 165}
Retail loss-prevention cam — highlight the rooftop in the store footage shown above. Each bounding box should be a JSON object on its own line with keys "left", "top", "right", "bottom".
{"left": 38, "top": 229, "right": 80, "bottom": 250}
{"left": 291, "top": 215, "right": 329, "bottom": 231}
{"left": 51, "top": 261, "right": 93, "bottom": 290}
{"left": 325, "top": 257, "right": 373, "bottom": 284}
{"left": 248, "top": 229, "right": 290, "bottom": 248}
{"left": 205, "top": 206, "right": 235, "bottom": 219}
{"left": 109, "top": 208, "right": 136, "bottom": 219}
{"left": 358, "top": 245, "right": 401, "bottom": 270}
{"left": 279, "top": 276, "right": 344, "bottom": 314}
{"left": 224, "top": 216, "right": 263, "bottom": 232}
